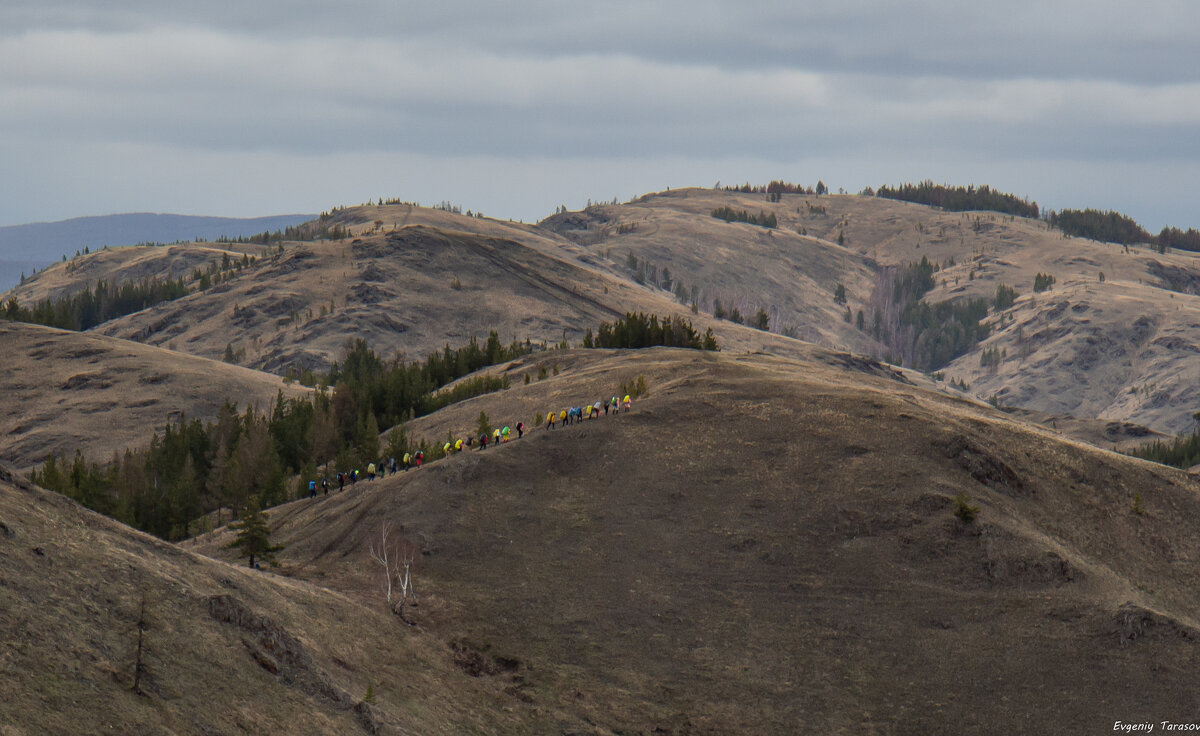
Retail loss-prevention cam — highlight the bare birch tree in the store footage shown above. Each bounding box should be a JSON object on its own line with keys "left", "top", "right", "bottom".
{"left": 367, "top": 522, "right": 418, "bottom": 617}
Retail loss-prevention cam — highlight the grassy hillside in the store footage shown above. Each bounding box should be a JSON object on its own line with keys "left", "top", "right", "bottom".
{"left": 190, "top": 347, "right": 1200, "bottom": 734}
{"left": 0, "top": 465, "right": 566, "bottom": 735}
{"left": 543, "top": 188, "right": 1200, "bottom": 434}
{"left": 0, "top": 321, "right": 309, "bottom": 471}
{"left": 86, "top": 219, "right": 807, "bottom": 373}
{"left": 10, "top": 189, "right": 1200, "bottom": 433}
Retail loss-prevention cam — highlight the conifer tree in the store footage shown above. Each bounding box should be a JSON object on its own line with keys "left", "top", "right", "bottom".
{"left": 226, "top": 496, "right": 283, "bottom": 568}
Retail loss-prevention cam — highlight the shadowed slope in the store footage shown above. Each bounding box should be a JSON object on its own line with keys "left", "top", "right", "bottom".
{"left": 193, "top": 348, "right": 1200, "bottom": 734}
{"left": 0, "top": 466, "right": 560, "bottom": 736}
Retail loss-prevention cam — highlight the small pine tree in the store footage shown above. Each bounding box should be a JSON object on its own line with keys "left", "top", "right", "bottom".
{"left": 476, "top": 410, "right": 492, "bottom": 438}
{"left": 753, "top": 308, "right": 770, "bottom": 331}
{"left": 953, "top": 493, "right": 978, "bottom": 523}
{"left": 225, "top": 497, "right": 283, "bottom": 568}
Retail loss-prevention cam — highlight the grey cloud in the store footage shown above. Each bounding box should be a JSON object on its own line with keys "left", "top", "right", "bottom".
{"left": 5, "top": 1, "right": 1199, "bottom": 84}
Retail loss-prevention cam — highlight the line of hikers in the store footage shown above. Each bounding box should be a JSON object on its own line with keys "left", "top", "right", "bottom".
{"left": 545, "top": 394, "right": 632, "bottom": 429}
{"left": 307, "top": 393, "right": 634, "bottom": 498}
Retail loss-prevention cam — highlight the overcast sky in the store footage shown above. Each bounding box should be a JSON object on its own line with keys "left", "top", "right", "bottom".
{"left": 2, "top": 1, "right": 1198, "bottom": 230}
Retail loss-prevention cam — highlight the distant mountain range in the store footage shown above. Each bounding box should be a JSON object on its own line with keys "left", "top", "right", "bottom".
{"left": 0, "top": 212, "right": 315, "bottom": 291}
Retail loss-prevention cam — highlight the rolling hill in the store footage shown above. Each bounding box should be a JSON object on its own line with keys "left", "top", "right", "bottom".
{"left": 0, "top": 464, "right": 563, "bottom": 735}
{"left": 185, "top": 346, "right": 1200, "bottom": 734}
{"left": 8, "top": 185, "right": 1200, "bottom": 734}
{"left": 542, "top": 188, "right": 1200, "bottom": 434}
{"left": 0, "top": 321, "right": 309, "bottom": 472}
{"left": 9, "top": 189, "right": 1200, "bottom": 435}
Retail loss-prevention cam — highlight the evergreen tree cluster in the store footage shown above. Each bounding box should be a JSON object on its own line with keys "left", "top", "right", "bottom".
{"left": 1033, "top": 273, "right": 1056, "bottom": 292}
{"left": 722, "top": 180, "right": 818, "bottom": 195}
{"left": 584, "top": 312, "right": 718, "bottom": 351}
{"left": 1046, "top": 208, "right": 1150, "bottom": 245}
{"left": 1131, "top": 429, "right": 1200, "bottom": 470}
{"left": 2, "top": 275, "right": 189, "bottom": 331}
{"left": 710, "top": 206, "right": 778, "bottom": 229}
{"left": 994, "top": 283, "right": 1018, "bottom": 310}
{"left": 29, "top": 333, "right": 531, "bottom": 540}
{"left": 861, "top": 257, "right": 993, "bottom": 371}
{"left": 980, "top": 346, "right": 1006, "bottom": 368}
{"left": 1154, "top": 226, "right": 1200, "bottom": 253}
{"left": 193, "top": 252, "right": 256, "bottom": 291}
{"left": 1046, "top": 208, "right": 1200, "bottom": 253}
{"left": 217, "top": 219, "right": 350, "bottom": 244}
{"left": 875, "top": 181, "right": 1040, "bottom": 218}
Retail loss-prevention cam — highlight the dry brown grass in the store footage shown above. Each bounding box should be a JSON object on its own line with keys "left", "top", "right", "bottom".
{"left": 187, "top": 347, "right": 1200, "bottom": 734}
{"left": 0, "top": 463, "right": 565, "bottom": 735}
{"left": 1, "top": 321, "right": 309, "bottom": 471}
{"left": 13, "top": 191, "right": 1200, "bottom": 433}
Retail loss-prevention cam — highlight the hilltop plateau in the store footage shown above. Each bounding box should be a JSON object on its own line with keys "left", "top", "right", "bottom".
{"left": 187, "top": 347, "right": 1200, "bottom": 734}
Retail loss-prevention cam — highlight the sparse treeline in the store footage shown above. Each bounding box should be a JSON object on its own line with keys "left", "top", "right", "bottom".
{"left": 860, "top": 257, "right": 992, "bottom": 371}
{"left": 29, "top": 332, "right": 531, "bottom": 540}
{"left": 1130, "top": 429, "right": 1200, "bottom": 470}
{"left": 875, "top": 182, "right": 1040, "bottom": 219}
{"left": 722, "top": 180, "right": 824, "bottom": 195}
{"left": 215, "top": 220, "right": 351, "bottom": 244}
{"left": 326, "top": 331, "right": 531, "bottom": 430}
{"left": 583, "top": 312, "right": 718, "bottom": 351}
{"left": 2, "top": 275, "right": 189, "bottom": 331}
{"left": 1046, "top": 209, "right": 1149, "bottom": 246}
{"left": 710, "top": 206, "right": 778, "bottom": 229}
{"left": 1046, "top": 208, "right": 1200, "bottom": 253}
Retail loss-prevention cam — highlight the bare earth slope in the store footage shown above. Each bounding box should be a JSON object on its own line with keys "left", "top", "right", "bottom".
{"left": 192, "top": 347, "right": 1200, "bottom": 734}
{"left": 1, "top": 321, "right": 309, "bottom": 470}
{"left": 0, "top": 466, "right": 552, "bottom": 735}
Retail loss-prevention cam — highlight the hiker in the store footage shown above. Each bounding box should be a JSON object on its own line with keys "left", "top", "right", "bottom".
{"left": 623, "top": 394, "right": 632, "bottom": 411}
{"left": 367, "top": 462, "right": 376, "bottom": 480}
{"left": 415, "top": 450, "right": 424, "bottom": 467}
{"left": 594, "top": 401, "right": 602, "bottom": 417}
{"left": 480, "top": 433, "right": 489, "bottom": 450}
{"left": 584, "top": 404, "right": 592, "bottom": 420}
{"left": 308, "top": 479, "right": 317, "bottom": 499}
{"left": 493, "top": 428, "right": 502, "bottom": 446}
{"left": 443, "top": 441, "right": 452, "bottom": 455}
{"left": 402, "top": 452, "right": 411, "bottom": 471}
{"left": 559, "top": 409, "right": 568, "bottom": 426}
{"left": 455, "top": 438, "right": 464, "bottom": 453}
{"left": 502, "top": 426, "right": 510, "bottom": 442}
{"left": 338, "top": 472, "right": 345, "bottom": 492}
{"left": 611, "top": 395, "right": 619, "bottom": 414}
{"left": 322, "top": 476, "right": 329, "bottom": 495}
{"left": 547, "top": 411, "right": 556, "bottom": 429}
{"left": 516, "top": 421, "right": 524, "bottom": 439}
